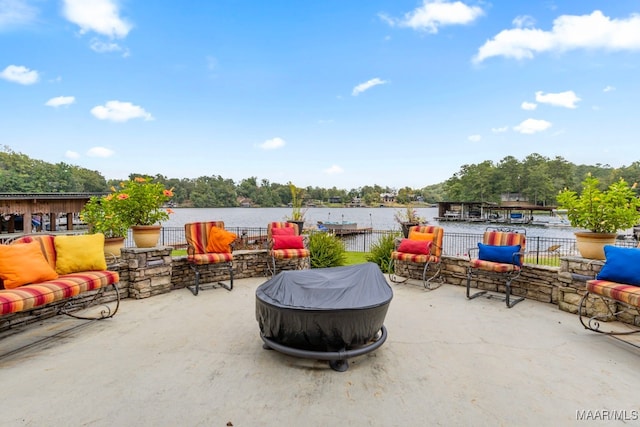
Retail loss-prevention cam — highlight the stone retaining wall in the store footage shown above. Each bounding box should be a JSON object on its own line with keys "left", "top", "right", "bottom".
{"left": 5, "top": 247, "right": 637, "bottom": 331}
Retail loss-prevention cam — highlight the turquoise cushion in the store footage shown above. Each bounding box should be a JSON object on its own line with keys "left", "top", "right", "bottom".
{"left": 597, "top": 245, "right": 640, "bottom": 286}
{"left": 478, "top": 243, "right": 521, "bottom": 266}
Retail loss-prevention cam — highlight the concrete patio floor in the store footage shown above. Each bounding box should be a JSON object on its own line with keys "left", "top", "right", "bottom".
{"left": 1, "top": 277, "right": 640, "bottom": 426}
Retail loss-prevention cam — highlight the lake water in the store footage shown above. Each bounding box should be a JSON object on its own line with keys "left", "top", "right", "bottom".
{"left": 164, "top": 207, "right": 582, "bottom": 239}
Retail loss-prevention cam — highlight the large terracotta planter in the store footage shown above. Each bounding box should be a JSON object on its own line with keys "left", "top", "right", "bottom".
{"left": 104, "top": 237, "right": 125, "bottom": 258}
{"left": 574, "top": 232, "right": 617, "bottom": 260}
{"left": 131, "top": 225, "right": 162, "bottom": 248}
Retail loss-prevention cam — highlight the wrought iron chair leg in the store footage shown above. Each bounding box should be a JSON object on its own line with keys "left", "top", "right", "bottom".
{"left": 505, "top": 277, "right": 524, "bottom": 308}
{"left": 579, "top": 291, "right": 640, "bottom": 337}
{"left": 388, "top": 259, "right": 409, "bottom": 284}
{"left": 188, "top": 263, "right": 233, "bottom": 294}
{"left": 187, "top": 265, "right": 200, "bottom": 296}
{"left": 60, "top": 283, "right": 121, "bottom": 320}
{"left": 466, "top": 269, "right": 487, "bottom": 300}
{"left": 218, "top": 263, "right": 233, "bottom": 291}
{"left": 270, "top": 256, "right": 277, "bottom": 277}
{"left": 423, "top": 262, "right": 443, "bottom": 290}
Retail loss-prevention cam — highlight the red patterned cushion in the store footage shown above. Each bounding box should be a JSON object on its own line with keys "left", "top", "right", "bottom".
{"left": 398, "top": 239, "right": 431, "bottom": 255}
{"left": 273, "top": 235, "right": 304, "bottom": 250}
{"left": 271, "top": 227, "right": 296, "bottom": 236}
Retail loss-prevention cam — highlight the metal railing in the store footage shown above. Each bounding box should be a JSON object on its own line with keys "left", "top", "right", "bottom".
{"left": 4, "top": 226, "right": 634, "bottom": 267}
{"left": 141, "top": 227, "right": 638, "bottom": 266}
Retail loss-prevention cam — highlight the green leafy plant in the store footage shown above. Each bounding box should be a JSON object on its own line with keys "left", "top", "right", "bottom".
{"left": 556, "top": 174, "right": 640, "bottom": 234}
{"left": 80, "top": 195, "right": 129, "bottom": 238}
{"left": 286, "top": 181, "right": 307, "bottom": 221}
{"left": 367, "top": 232, "right": 401, "bottom": 273}
{"left": 307, "top": 231, "right": 346, "bottom": 268}
{"left": 113, "top": 176, "right": 174, "bottom": 226}
{"left": 394, "top": 205, "right": 425, "bottom": 225}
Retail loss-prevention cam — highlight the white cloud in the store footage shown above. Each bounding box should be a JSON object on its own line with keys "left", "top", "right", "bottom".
{"left": 513, "top": 118, "right": 552, "bottom": 134}
{"left": 512, "top": 15, "right": 536, "bottom": 29}
{"left": 535, "top": 90, "right": 581, "bottom": 108}
{"left": 90, "top": 100, "right": 153, "bottom": 122}
{"left": 491, "top": 126, "right": 509, "bottom": 133}
{"left": 603, "top": 85, "right": 616, "bottom": 92}
{"left": 65, "top": 150, "right": 80, "bottom": 159}
{"left": 323, "top": 165, "right": 344, "bottom": 175}
{"left": 0, "top": 0, "right": 39, "bottom": 28}
{"left": 45, "top": 96, "right": 76, "bottom": 107}
{"left": 258, "top": 137, "right": 286, "bottom": 150}
{"left": 352, "top": 78, "right": 387, "bottom": 96}
{"left": 90, "top": 39, "right": 129, "bottom": 56}
{"left": 0, "top": 64, "right": 38, "bottom": 84}
{"left": 87, "top": 146, "right": 114, "bottom": 158}
{"left": 521, "top": 101, "right": 537, "bottom": 110}
{"left": 63, "top": 0, "right": 132, "bottom": 38}
{"left": 467, "top": 134, "right": 481, "bottom": 142}
{"left": 474, "top": 10, "right": 640, "bottom": 63}
{"left": 380, "top": 0, "right": 484, "bottom": 34}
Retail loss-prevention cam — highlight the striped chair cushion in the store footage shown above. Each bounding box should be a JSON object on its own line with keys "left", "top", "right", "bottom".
{"left": 469, "top": 258, "right": 521, "bottom": 273}
{"left": 587, "top": 280, "right": 640, "bottom": 307}
{"left": 0, "top": 270, "right": 119, "bottom": 316}
{"left": 271, "top": 248, "right": 310, "bottom": 260}
{"left": 391, "top": 252, "right": 439, "bottom": 263}
{"left": 185, "top": 221, "right": 234, "bottom": 266}
{"left": 483, "top": 231, "right": 526, "bottom": 248}
{"left": 189, "top": 253, "right": 233, "bottom": 265}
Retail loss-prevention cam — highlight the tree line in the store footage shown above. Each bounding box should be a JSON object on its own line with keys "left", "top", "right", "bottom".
{"left": 2, "top": 147, "right": 639, "bottom": 207}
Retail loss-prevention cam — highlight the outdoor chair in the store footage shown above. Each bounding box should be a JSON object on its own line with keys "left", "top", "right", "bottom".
{"left": 466, "top": 227, "right": 526, "bottom": 308}
{"left": 185, "top": 221, "right": 235, "bottom": 295}
{"left": 267, "top": 222, "right": 310, "bottom": 276}
{"left": 389, "top": 225, "right": 444, "bottom": 290}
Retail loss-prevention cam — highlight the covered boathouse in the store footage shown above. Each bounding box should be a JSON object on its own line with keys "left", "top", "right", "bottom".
{"left": 0, "top": 193, "right": 98, "bottom": 236}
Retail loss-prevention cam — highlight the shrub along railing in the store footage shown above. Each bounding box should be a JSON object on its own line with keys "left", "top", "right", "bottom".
{"left": 125, "top": 227, "right": 638, "bottom": 267}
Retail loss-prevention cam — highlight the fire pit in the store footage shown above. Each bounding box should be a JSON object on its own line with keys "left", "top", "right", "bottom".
{"left": 255, "top": 262, "right": 393, "bottom": 371}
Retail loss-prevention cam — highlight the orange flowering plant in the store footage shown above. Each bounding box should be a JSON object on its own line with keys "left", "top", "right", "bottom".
{"left": 80, "top": 194, "right": 129, "bottom": 238}
{"left": 112, "top": 176, "right": 174, "bottom": 226}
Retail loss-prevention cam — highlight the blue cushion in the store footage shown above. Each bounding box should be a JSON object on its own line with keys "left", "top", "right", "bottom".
{"left": 478, "top": 243, "right": 521, "bottom": 266}
{"left": 596, "top": 245, "right": 640, "bottom": 286}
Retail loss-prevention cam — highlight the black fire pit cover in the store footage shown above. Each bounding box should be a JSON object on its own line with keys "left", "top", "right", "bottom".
{"left": 256, "top": 263, "right": 393, "bottom": 350}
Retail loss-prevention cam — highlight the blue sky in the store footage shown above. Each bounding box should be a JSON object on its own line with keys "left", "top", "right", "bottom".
{"left": 2, "top": 1, "right": 640, "bottom": 190}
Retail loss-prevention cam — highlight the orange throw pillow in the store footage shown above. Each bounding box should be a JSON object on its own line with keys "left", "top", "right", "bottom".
{"left": 0, "top": 242, "right": 59, "bottom": 289}
{"left": 206, "top": 226, "right": 237, "bottom": 253}
{"left": 408, "top": 231, "right": 434, "bottom": 242}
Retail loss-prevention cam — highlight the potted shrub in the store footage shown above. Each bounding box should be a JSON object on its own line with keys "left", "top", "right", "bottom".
{"left": 80, "top": 194, "right": 130, "bottom": 257}
{"left": 394, "top": 205, "right": 426, "bottom": 238}
{"left": 285, "top": 182, "right": 307, "bottom": 235}
{"left": 112, "top": 177, "right": 174, "bottom": 248}
{"left": 556, "top": 174, "right": 640, "bottom": 259}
